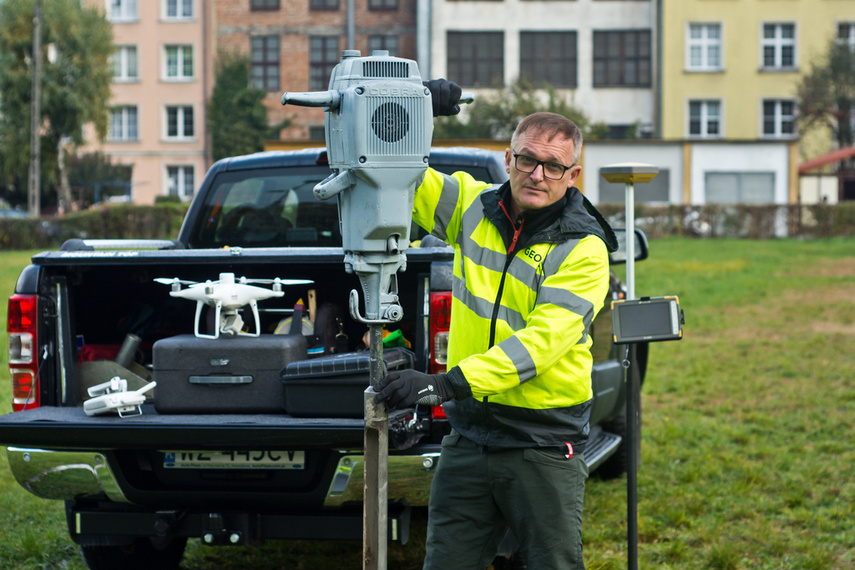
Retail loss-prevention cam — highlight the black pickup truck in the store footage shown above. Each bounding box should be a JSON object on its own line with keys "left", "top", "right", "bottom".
{"left": 1, "top": 146, "right": 647, "bottom": 569}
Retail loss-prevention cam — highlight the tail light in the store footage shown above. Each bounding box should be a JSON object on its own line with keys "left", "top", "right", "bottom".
{"left": 428, "top": 291, "right": 452, "bottom": 419}
{"left": 8, "top": 294, "right": 40, "bottom": 410}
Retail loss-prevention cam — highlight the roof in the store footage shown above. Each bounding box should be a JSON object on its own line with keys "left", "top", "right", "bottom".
{"left": 798, "top": 146, "right": 855, "bottom": 174}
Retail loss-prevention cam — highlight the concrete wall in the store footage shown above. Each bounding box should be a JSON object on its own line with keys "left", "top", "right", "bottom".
{"left": 799, "top": 174, "right": 839, "bottom": 205}
{"left": 581, "top": 140, "right": 793, "bottom": 205}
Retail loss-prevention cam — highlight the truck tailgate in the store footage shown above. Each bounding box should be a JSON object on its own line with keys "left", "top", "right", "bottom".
{"left": 0, "top": 407, "right": 367, "bottom": 450}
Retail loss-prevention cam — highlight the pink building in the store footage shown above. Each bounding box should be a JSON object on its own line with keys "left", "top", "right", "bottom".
{"left": 84, "top": 0, "right": 417, "bottom": 204}
{"left": 83, "top": 0, "right": 213, "bottom": 205}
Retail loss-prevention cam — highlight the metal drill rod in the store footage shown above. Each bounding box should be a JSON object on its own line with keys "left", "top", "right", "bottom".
{"left": 363, "top": 323, "right": 388, "bottom": 570}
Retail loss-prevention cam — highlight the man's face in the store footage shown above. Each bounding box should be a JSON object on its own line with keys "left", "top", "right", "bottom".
{"left": 504, "top": 129, "right": 582, "bottom": 218}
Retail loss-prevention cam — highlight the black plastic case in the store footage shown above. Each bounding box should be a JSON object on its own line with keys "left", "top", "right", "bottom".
{"left": 153, "top": 334, "right": 308, "bottom": 414}
{"left": 281, "top": 348, "right": 415, "bottom": 417}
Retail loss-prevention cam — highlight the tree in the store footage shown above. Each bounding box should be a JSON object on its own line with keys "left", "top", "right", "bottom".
{"left": 431, "top": 78, "right": 609, "bottom": 141}
{"left": 208, "top": 49, "right": 288, "bottom": 162}
{"left": 67, "top": 152, "right": 132, "bottom": 208}
{"left": 0, "top": 0, "right": 113, "bottom": 210}
{"left": 797, "top": 39, "right": 855, "bottom": 164}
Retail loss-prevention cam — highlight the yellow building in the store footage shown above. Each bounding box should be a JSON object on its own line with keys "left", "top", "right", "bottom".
{"left": 660, "top": 0, "right": 855, "bottom": 150}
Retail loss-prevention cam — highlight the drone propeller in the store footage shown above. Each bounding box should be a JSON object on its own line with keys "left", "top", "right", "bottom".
{"left": 239, "top": 276, "right": 314, "bottom": 286}
{"left": 154, "top": 277, "right": 197, "bottom": 285}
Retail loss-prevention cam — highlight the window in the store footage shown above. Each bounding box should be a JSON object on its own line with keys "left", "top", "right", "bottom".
{"left": 686, "top": 23, "right": 721, "bottom": 71}
{"left": 705, "top": 172, "right": 775, "bottom": 204}
{"left": 111, "top": 46, "right": 138, "bottom": 81}
{"left": 164, "top": 0, "right": 193, "bottom": 20}
{"left": 762, "top": 100, "right": 796, "bottom": 137}
{"left": 688, "top": 100, "right": 721, "bottom": 138}
{"left": 109, "top": 106, "right": 138, "bottom": 141}
{"left": 762, "top": 23, "right": 796, "bottom": 70}
{"left": 310, "top": 0, "right": 339, "bottom": 9}
{"left": 251, "top": 36, "right": 280, "bottom": 91}
{"left": 250, "top": 0, "right": 279, "bottom": 10}
{"left": 166, "top": 106, "right": 194, "bottom": 139}
{"left": 593, "top": 30, "right": 651, "bottom": 87}
{"left": 447, "top": 32, "right": 504, "bottom": 87}
{"left": 520, "top": 31, "right": 577, "bottom": 88}
{"left": 367, "top": 35, "right": 399, "bottom": 57}
{"left": 368, "top": 0, "right": 398, "bottom": 9}
{"left": 838, "top": 22, "right": 855, "bottom": 51}
{"left": 310, "top": 36, "right": 339, "bottom": 90}
{"left": 167, "top": 166, "right": 195, "bottom": 199}
{"left": 107, "top": 0, "right": 137, "bottom": 21}
{"left": 165, "top": 45, "right": 194, "bottom": 80}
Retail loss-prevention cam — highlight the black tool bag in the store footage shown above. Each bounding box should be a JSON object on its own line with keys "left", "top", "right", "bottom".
{"left": 153, "top": 333, "right": 308, "bottom": 414}
{"left": 280, "top": 348, "right": 414, "bottom": 417}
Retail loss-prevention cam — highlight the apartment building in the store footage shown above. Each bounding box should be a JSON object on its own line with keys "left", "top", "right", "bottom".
{"left": 214, "top": 0, "right": 419, "bottom": 142}
{"left": 659, "top": 0, "right": 855, "bottom": 203}
{"left": 661, "top": 0, "right": 855, "bottom": 144}
{"left": 85, "top": 0, "right": 854, "bottom": 205}
{"left": 83, "top": 0, "right": 212, "bottom": 205}
{"left": 426, "top": 0, "right": 657, "bottom": 138}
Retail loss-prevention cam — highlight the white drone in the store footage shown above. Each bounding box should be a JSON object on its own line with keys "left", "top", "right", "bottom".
{"left": 155, "top": 272, "right": 313, "bottom": 339}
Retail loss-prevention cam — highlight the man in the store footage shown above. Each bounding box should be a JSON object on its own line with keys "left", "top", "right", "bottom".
{"left": 375, "top": 81, "right": 618, "bottom": 569}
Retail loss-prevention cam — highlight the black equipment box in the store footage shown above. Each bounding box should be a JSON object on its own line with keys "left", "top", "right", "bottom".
{"left": 281, "top": 348, "right": 415, "bottom": 418}
{"left": 153, "top": 334, "right": 308, "bottom": 414}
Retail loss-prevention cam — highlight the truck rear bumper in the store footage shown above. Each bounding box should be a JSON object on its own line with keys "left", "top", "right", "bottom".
{"left": 6, "top": 446, "right": 441, "bottom": 508}
{"left": 68, "top": 502, "right": 414, "bottom": 545}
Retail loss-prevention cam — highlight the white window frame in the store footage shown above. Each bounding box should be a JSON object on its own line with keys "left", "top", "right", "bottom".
{"left": 164, "top": 45, "right": 194, "bottom": 81}
{"left": 761, "top": 99, "right": 796, "bottom": 138}
{"left": 164, "top": 105, "right": 194, "bottom": 141}
{"left": 166, "top": 165, "right": 195, "bottom": 200}
{"left": 111, "top": 45, "right": 138, "bottom": 82}
{"left": 686, "top": 22, "right": 722, "bottom": 72}
{"left": 163, "top": 0, "right": 193, "bottom": 21}
{"left": 107, "top": 0, "right": 138, "bottom": 22}
{"left": 109, "top": 106, "right": 138, "bottom": 142}
{"left": 705, "top": 172, "right": 776, "bottom": 205}
{"left": 687, "top": 99, "right": 723, "bottom": 139}
{"left": 837, "top": 22, "right": 855, "bottom": 51}
{"left": 761, "top": 22, "right": 797, "bottom": 70}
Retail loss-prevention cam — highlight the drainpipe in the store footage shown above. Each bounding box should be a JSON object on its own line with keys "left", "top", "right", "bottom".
{"left": 347, "top": 0, "right": 355, "bottom": 50}
{"left": 202, "top": 0, "right": 211, "bottom": 168}
{"left": 416, "top": 0, "right": 431, "bottom": 78}
{"left": 655, "top": 0, "right": 663, "bottom": 138}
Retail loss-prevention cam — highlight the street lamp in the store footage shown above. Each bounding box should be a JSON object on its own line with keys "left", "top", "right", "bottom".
{"left": 28, "top": 0, "right": 42, "bottom": 218}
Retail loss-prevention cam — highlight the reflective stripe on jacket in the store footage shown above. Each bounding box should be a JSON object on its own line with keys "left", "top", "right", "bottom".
{"left": 413, "top": 167, "right": 618, "bottom": 449}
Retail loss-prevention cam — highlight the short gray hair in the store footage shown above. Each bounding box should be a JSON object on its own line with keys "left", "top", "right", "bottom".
{"left": 510, "top": 112, "right": 583, "bottom": 165}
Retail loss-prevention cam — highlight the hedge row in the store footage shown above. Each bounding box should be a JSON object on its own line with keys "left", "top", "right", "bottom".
{"left": 1, "top": 202, "right": 853, "bottom": 251}
{"left": 597, "top": 202, "right": 855, "bottom": 240}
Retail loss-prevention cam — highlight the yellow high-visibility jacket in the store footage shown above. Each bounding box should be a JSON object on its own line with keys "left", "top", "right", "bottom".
{"left": 413, "top": 169, "right": 618, "bottom": 450}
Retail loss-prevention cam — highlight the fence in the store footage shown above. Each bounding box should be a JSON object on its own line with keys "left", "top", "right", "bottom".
{"left": 597, "top": 202, "right": 855, "bottom": 240}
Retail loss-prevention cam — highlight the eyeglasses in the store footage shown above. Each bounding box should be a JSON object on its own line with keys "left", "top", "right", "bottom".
{"left": 512, "top": 152, "right": 574, "bottom": 180}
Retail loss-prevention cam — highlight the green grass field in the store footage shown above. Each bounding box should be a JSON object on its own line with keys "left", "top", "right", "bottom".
{"left": 1, "top": 238, "right": 853, "bottom": 569}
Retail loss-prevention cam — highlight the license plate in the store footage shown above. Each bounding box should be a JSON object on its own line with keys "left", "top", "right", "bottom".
{"left": 162, "top": 450, "right": 305, "bottom": 470}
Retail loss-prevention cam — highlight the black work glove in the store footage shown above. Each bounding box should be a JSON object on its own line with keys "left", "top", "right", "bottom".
{"left": 423, "top": 79, "right": 462, "bottom": 117}
{"left": 374, "top": 370, "right": 454, "bottom": 409}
